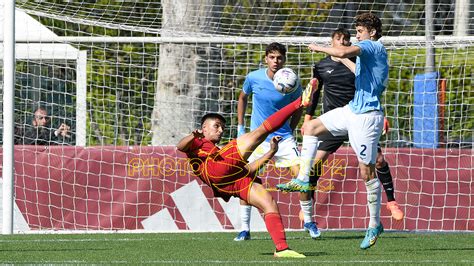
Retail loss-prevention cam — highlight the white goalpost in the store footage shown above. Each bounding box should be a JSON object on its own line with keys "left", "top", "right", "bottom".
{"left": 1, "top": 3, "right": 87, "bottom": 233}
{"left": 1, "top": 1, "right": 473, "bottom": 234}
{"left": 2, "top": 0, "right": 15, "bottom": 235}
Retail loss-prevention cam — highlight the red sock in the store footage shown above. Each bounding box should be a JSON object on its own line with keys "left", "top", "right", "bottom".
{"left": 264, "top": 212, "right": 289, "bottom": 251}
{"left": 262, "top": 98, "right": 301, "bottom": 133}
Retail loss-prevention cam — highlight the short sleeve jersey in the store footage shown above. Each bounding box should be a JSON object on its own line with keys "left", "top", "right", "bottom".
{"left": 184, "top": 137, "right": 254, "bottom": 201}
{"left": 185, "top": 137, "right": 219, "bottom": 183}
{"left": 186, "top": 137, "right": 218, "bottom": 160}
{"left": 242, "top": 68, "right": 302, "bottom": 142}
{"left": 350, "top": 40, "right": 389, "bottom": 114}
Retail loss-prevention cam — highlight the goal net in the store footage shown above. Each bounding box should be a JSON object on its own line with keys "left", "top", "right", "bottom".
{"left": 1, "top": 1, "right": 472, "bottom": 232}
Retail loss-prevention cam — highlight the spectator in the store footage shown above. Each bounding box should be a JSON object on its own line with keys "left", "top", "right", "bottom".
{"left": 16, "top": 107, "right": 70, "bottom": 145}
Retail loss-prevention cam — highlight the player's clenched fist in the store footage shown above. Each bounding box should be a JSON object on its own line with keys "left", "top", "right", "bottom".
{"left": 192, "top": 129, "right": 204, "bottom": 139}
{"left": 269, "top": 136, "right": 282, "bottom": 153}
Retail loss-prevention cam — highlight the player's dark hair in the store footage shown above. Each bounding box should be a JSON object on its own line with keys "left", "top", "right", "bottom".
{"left": 355, "top": 13, "right": 382, "bottom": 40}
{"left": 265, "top": 42, "right": 287, "bottom": 57}
{"left": 201, "top": 113, "right": 226, "bottom": 126}
{"left": 331, "top": 28, "right": 351, "bottom": 40}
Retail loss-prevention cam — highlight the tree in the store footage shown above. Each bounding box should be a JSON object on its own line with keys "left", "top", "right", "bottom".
{"left": 151, "top": 0, "right": 223, "bottom": 145}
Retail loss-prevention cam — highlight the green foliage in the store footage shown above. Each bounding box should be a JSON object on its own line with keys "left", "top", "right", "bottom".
{"left": 84, "top": 43, "right": 158, "bottom": 145}
{"left": 14, "top": 1, "right": 473, "bottom": 146}
{"left": 385, "top": 46, "right": 474, "bottom": 145}
{"left": 218, "top": 1, "right": 334, "bottom": 37}
{"left": 224, "top": 43, "right": 473, "bottom": 146}
{"left": 17, "top": 0, "right": 161, "bottom": 145}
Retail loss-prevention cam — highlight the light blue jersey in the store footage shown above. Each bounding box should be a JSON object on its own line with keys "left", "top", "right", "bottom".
{"left": 243, "top": 68, "right": 302, "bottom": 141}
{"left": 350, "top": 40, "right": 389, "bottom": 114}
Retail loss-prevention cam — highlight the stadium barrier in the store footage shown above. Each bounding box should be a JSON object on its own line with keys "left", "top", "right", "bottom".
{"left": 1, "top": 146, "right": 472, "bottom": 232}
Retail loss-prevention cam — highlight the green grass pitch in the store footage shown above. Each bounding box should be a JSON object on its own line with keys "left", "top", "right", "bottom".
{"left": 0, "top": 231, "right": 472, "bottom": 264}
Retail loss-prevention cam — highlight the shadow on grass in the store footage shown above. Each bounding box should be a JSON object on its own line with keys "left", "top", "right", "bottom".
{"left": 316, "top": 235, "right": 361, "bottom": 240}
{"left": 261, "top": 251, "right": 328, "bottom": 257}
{"left": 233, "top": 233, "right": 409, "bottom": 242}
{"left": 320, "top": 234, "right": 408, "bottom": 241}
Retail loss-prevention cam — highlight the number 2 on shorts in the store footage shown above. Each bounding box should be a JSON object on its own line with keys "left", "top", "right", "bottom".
{"left": 360, "top": 144, "right": 367, "bottom": 157}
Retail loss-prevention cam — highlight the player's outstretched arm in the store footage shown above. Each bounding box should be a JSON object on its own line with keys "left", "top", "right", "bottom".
{"left": 338, "top": 58, "right": 356, "bottom": 73}
{"left": 176, "top": 129, "right": 203, "bottom": 152}
{"left": 245, "top": 136, "right": 282, "bottom": 175}
{"left": 308, "top": 44, "right": 360, "bottom": 59}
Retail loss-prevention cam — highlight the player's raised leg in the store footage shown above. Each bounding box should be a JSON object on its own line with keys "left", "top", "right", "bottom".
{"left": 277, "top": 117, "right": 329, "bottom": 192}
{"left": 236, "top": 83, "right": 314, "bottom": 160}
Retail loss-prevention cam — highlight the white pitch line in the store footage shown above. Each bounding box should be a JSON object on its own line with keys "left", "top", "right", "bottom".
{"left": 0, "top": 238, "right": 146, "bottom": 243}
{"left": 0, "top": 236, "right": 292, "bottom": 243}
{"left": 2, "top": 260, "right": 472, "bottom": 264}
{"left": 144, "top": 260, "right": 474, "bottom": 264}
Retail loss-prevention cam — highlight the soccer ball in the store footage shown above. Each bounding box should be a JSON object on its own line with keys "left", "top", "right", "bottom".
{"left": 273, "top": 67, "right": 299, "bottom": 94}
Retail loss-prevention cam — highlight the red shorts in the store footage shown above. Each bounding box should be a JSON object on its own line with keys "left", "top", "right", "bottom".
{"left": 202, "top": 140, "right": 261, "bottom": 202}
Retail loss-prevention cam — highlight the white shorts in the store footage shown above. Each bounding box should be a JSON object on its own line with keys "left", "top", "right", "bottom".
{"left": 248, "top": 136, "right": 300, "bottom": 168}
{"left": 319, "top": 105, "right": 384, "bottom": 164}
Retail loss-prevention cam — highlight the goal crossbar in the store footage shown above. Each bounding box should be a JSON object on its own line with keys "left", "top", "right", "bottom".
{"left": 3, "top": 36, "right": 474, "bottom": 45}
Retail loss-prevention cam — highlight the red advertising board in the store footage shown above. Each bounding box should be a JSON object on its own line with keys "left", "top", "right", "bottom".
{"left": 1, "top": 146, "right": 472, "bottom": 231}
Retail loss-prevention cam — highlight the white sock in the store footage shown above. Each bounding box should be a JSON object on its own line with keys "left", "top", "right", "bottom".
{"left": 300, "top": 199, "right": 313, "bottom": 224}
{"left": 297, "top": 135, "right": 319, "bottom": 183}
{"left": 365, "top": 178, "right": 382, "bottom": 228}
{"left": 240, "top": 205, "right": 252, "bottom": 231}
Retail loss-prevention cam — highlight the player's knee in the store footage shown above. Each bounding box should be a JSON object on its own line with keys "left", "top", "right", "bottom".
{"left": 301, "top": 123, "right": 310, "bottom": 135}
{"left": 262, "top": 199, "right": 279, "bottom": 214}
{"left": 359, "top": 164, "right": 375, "bottom": 182}
{"left": 306, "top": 118, "right": 327, "bottom": 136}
{"left": 375, "top": 155, "right": 386, "bottom": 169}
{"left": 290, "top": 165, "right": 300, "bottom": 177}
{"left": 361, "top": 173, "right": 370, "bottom": 182}
{"left": 299, "top": 191, "right": 312, "bottom": 201}
{"left": 302, "top": 122, "right": 317, "bottom": 136}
